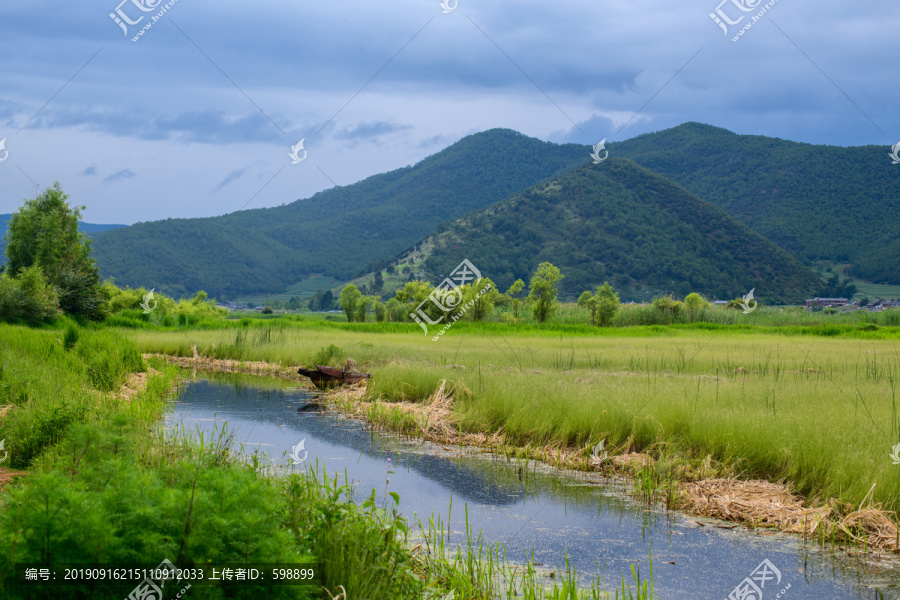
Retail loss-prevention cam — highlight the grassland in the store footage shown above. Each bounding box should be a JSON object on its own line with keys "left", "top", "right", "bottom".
{"left": 126, "top": 318, "right": 900, "bottom": 522}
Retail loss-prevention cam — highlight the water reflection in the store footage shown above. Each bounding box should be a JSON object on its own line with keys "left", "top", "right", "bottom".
{"left": 165, "top": 374, "right": 900, "bottom": 600}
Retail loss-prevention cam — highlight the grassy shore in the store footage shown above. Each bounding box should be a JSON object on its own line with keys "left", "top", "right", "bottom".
{"left": 126, "top": 319, "right": 900, "bottom": 524}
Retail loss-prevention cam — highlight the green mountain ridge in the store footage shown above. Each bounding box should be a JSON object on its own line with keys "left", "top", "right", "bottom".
{"left": 421, "top": 158, "right": 822, "bottom": 304}
{"left": 90, "top": 130, "right": 589, "bottom": 298}
{"left": 612, "top": 122, "right": 900, "bottom": 284}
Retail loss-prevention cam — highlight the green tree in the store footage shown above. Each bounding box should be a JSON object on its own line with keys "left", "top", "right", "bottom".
{"left": 5, "top": 183, "right": 105, "bottom": 319}
{"left": 506, "top": 279, "right": 525, "bottom": 320}
{"left": 684, "top": 292, "right": 708, "bottom": 321}
{"left": 528, "top": 262, "right": 563, "bottom": 324}
{"left": 373, "top": 299, "right": 386, "bottom": 322}
{"left": 385, "top": 297, "right": 405, "bottom": 322}
{"left": 595, "top": 282, "right": 619, "bottom": 326}
{"left": 355, "top": 295, "right": 373, "bottom": 322}
{"left": 288, "top": 295, "right": 303, "bottom": 310}
{"left": 577, "top": 290, "right": 597, "bottom": 325}
{"left": 395, "top": 281, "right": 440, "bottom": 322}
{"left": 339, "top": 284, "right": 362, "bottom": 322}
{"left": 373, "top": 271, "right": 384, "bottom": 292}
{"left": 459, "top": 278, "right": 500, "bottom": 322}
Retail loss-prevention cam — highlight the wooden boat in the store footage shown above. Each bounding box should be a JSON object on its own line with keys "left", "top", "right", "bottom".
{"left": 297, "top": 365, "right": 370, "bottom": 389}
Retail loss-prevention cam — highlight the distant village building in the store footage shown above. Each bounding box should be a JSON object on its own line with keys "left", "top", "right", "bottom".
{"left": 712, "top": 300, "right": 728, "bottom": 306}
{"left": 866, "top": 300, "right": 900, "bottom": 311}
{"left": 805, "top": 297, "right": 848, "bottom": 308}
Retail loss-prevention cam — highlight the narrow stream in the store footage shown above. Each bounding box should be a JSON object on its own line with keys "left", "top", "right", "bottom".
{"left": 165, "top": 373, "right": 900, "bottom": 599}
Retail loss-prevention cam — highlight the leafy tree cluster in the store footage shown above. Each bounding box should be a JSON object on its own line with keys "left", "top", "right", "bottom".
{"left": 577, "top": 282, "right": 620, "bottom": 326}
{"left": 308, "top": 289, "right": 335, "bottom": 311}
{"left": 817, "top": 273, "right": 857, "bottom": 298}
{"left": 2, "top": 183, "right": 105, "bottom": 323}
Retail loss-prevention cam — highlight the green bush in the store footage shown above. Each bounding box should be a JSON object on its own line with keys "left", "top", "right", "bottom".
{"left": 311, "top": 344, "right": 344, "bottom": 366}
{"left": 0, "top": 266, "right": 61, "bottom": 325}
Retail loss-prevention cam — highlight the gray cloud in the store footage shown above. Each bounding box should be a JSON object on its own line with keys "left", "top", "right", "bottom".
{"left": 334, "top": 121, "right": 412, "bottom": 141}
{"left": 104, "top": 169, "right": 136, "bottom": 183}
{"left": 212, "top": 168, "right": 248, "bottom": 192}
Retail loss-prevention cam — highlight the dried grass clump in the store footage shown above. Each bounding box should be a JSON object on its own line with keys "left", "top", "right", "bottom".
{"left": 838, "top": 508, "right": 899, "bottom": 549}
{"left": 680, "top": 478, "right": 829, "bottom": 534}
{"left": 146, "top": 353, "right": 301, "bottom": 381}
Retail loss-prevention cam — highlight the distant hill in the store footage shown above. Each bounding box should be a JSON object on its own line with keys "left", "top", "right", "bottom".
{"left": 91, "top": 129, "right": 589, "bottom": 298}
{"left": 612, "top": 123, "right": 900, "bottom": 284}
{"left": 421, "top": 158, "right": 822, "bottom": 304}
{"left": 0, "top": 214, "right": 125, "bottom": 264}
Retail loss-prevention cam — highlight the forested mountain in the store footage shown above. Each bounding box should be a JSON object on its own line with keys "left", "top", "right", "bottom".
{"left": 422, "top": 158, "right": 822, "bottom": 304}
{"left": 612, "top": 123, "right": 900, "bottom": 283}
{"left": 90, "top": 130, "right": 588, "bottom": 298}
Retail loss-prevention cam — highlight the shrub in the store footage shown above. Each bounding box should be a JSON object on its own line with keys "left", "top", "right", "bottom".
{"left": 0, "top": 266, "right": 61, "bottom": 325}
{"left": 652, "top": 295, "right": 683, "bottom": 322}
{"left": 312, "top": 344, "right": 344, "bottom": 366}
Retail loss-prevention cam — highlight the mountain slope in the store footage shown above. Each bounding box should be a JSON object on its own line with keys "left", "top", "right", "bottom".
{"left": 422, "top": 158, "right": 822, "bottom": 304}
{"left": 612, "top": 123, "right": 900, "bottom": 283}
{"left": 91, "top": 130, "right": 589, "bottom": 298}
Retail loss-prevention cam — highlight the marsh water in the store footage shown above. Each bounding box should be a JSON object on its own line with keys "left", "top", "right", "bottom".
{"left": 165, "top": 373, "right": 900, "bottom": 599}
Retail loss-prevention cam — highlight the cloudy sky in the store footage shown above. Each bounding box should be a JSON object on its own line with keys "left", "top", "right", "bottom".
{"left": 0, "top": 0, "right": 896, "bottom": 225}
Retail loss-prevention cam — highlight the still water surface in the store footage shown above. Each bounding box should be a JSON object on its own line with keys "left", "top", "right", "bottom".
{"left": 166, "top": 374, "right": 900, "bottom": 599}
